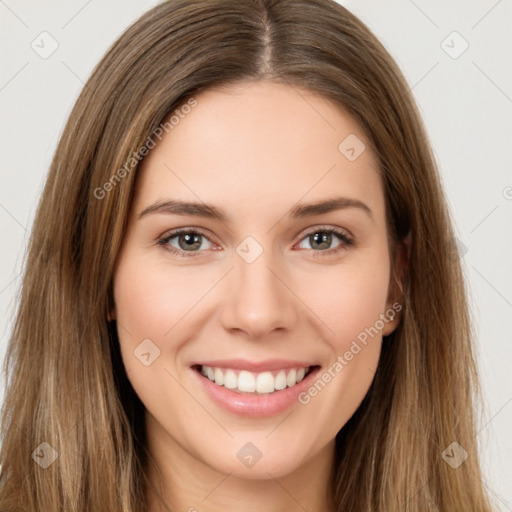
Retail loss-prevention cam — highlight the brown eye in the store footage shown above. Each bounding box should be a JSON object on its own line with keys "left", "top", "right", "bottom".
{"left": 158, "top": 229, "right": 215, "bottom": 256}
{"left": 296, "top": 227, "right": 353, "bottom": 255}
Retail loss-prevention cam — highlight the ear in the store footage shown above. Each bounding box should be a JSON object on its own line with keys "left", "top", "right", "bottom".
{"left": 107, "top": 294, "right": 117, "bottom": 321}
{"left": 382, "top": 231, "right": 411, "bottom": 336}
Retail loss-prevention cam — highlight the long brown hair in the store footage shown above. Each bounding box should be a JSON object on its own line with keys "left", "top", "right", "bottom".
{"left": 0, "top": 0, "right": 494, "bottom": 510}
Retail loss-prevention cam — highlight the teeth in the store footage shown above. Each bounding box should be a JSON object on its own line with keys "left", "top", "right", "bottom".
{"left": 286, "top": 369, "right": 297, "bottom": 387}
{"left": 256, "top": 372, "right": 274, "bottom": 393}
{"left": 238, "top": 371, "right": 256, "bottom": 392}
{"left": 224, "top": 370, "right": 237, "bottom": 389}
{"left": 199, "top": 365, "right": 310, "bottom": 394}
{"left": 274, "top": 370, "right": 287, "bottom": 390}
{"left": 214, "top": 368, "right": 224, "bottom": 386}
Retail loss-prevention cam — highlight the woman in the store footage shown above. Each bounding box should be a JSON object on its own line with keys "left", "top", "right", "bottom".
{"left": 0, "top": 0, "right": 494, "bottom": 510}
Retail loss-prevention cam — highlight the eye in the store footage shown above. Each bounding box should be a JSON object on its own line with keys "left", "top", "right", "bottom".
{"left": 295, "top": 226, "right": 353, "bottom": 256}
{"left": 157, "top": 225, "right": 354, "bottom": 258}
{"left": 157, "top": 228, "right": 216, "bottom": 257}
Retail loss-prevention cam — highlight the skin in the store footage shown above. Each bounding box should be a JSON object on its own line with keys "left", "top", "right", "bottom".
{"left": 112, "top": 80, "right": 405, "bottom": 512}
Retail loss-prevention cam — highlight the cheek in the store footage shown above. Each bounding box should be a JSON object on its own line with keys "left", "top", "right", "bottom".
{"left": 113, "top": 253, "right": 204, "bottom": 339}
{"left": 293, "top": 255, "right": 390, "bottom": 436}
{"left": 111, "top": 251, "right": 185, "bottom": 381}
{"left": 112, "top": 250, "right": 227, "bottom": 394}
{"left": 112, "top": 253, "right": 205, "bottom": 419}
{"left": 298, "top": 252, "right": 391, "bottom": 351}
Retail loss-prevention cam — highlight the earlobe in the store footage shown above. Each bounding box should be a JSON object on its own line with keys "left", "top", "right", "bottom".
{"left": 381, "top": 302, "right": 401, "bottom": 336}
{"left": 383, "top": 231, "right": 412, "bottom": 336}
{"left": 401, "top": 230, "right": 412, "bottom": 279}
{"left": 107, "top": 290, "right": 117, "bottom": 321}
{"left": 107, "top": 302, "right": 117, "bottom": 321}
{"left": 393, "top": 230, "right": 412, "bottom": 300}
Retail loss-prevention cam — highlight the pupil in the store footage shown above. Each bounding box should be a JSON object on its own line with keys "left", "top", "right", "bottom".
{"left": 312, "top": 232, "right": 331, "bottom": 250}
{"left": 180, "top": 233, "right": 201, "bottom": 250}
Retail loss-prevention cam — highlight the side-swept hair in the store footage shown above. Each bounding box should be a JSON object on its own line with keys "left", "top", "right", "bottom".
{"left": 0, "top": 1, "right": 493, "bottom": 510}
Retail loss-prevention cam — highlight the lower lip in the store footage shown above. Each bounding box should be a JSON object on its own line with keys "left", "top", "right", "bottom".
{"left": 191, "top": 365, "right": 321, "bottom": 418}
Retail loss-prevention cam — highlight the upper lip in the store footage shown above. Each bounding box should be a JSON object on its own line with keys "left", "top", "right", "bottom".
{"left": 192, "top": 358, "right": 318, "bottom": 373}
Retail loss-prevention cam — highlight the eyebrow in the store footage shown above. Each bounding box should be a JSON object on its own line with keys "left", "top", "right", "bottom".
{"left": 138, "top": 196, "right": 374, "bottom": 222}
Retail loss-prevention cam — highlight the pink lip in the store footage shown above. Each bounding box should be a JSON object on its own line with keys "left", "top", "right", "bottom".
{"left": 191, "top": 358, "right": 316, "bottom": 372}
{"left": 190, "top": 365, "right": 321, "bottom": 418}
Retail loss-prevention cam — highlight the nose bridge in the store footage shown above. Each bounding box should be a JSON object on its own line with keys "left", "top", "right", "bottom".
{"left": 220, "top": 236, "right": 298, "bottom": 337}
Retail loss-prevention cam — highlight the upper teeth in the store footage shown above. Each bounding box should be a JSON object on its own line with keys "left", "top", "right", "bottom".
{"left": 200, "top": 365, "right": 309, "bottom": 394}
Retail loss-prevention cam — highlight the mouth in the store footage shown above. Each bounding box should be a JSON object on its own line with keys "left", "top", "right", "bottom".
{"left": 191, "top": 364, "right": 320, "bottom": 395}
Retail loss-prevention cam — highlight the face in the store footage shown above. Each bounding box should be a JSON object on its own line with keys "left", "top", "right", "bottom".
{"left": 112, "top": 80, "right": 402, "bottom": 480}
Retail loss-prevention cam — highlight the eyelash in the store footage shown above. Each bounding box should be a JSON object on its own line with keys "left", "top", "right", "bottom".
{"left": 157, "top": 225, "right": 354, "bottom": 258}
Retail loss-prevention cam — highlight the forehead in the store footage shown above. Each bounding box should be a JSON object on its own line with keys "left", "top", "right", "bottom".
{"left": 133, "top": 80, "right": 384, "bottom": 225}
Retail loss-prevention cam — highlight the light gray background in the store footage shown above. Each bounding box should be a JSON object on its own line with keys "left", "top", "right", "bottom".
{"left": 1, "top": 0, "right": 511, "bottom": 508}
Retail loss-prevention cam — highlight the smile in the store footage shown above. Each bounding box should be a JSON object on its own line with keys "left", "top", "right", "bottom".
{"left": 196, "top": 364, "right": 314, "bottom": 395}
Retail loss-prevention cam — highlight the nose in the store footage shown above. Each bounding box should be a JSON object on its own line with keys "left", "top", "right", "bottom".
{"left": 219, "top": 247, "right": 299, "bottom": 339}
